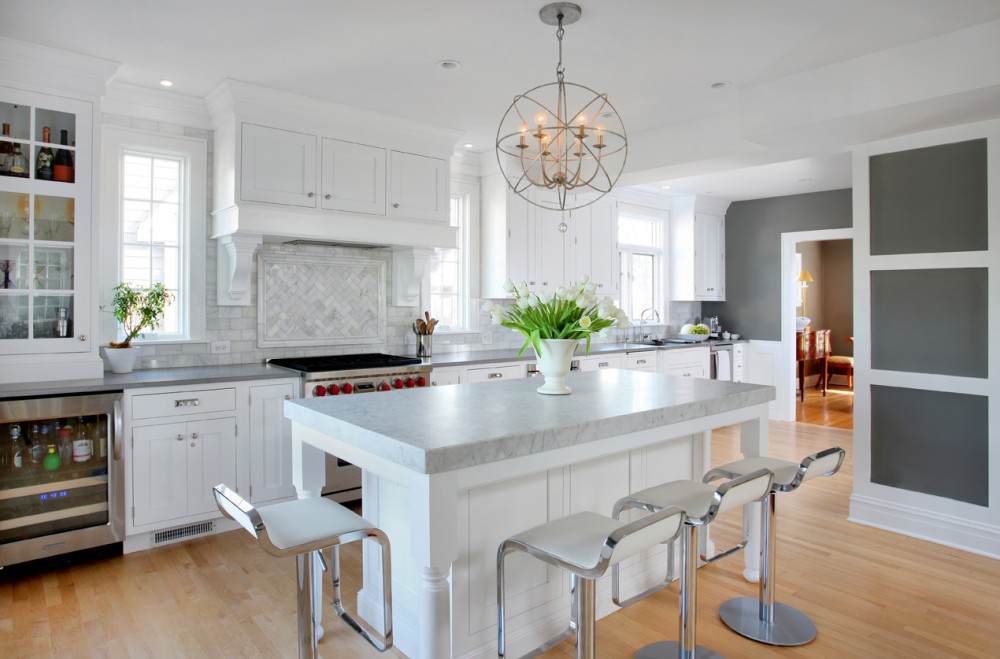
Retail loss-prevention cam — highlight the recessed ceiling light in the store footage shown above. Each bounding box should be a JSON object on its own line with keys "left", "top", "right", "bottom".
{"left": 464, "top": 143, "right": 474, "bottom": 149}
{"left": 798, "top": 177, "right": 813, "bottom": 183}
{"left": 704, "top": 190, "right": 717, "bottom": 195}
{"left": 159, "top": 79, "right": 174, "bottom": 88}
{"left": 437, "top": 60, "right": 462, "bottom": 71}
{"left": 709, "top": 81, "right": 731, "bottom": 90}
{"left": 660, "top": 185, "right": 672, "bottom": 190}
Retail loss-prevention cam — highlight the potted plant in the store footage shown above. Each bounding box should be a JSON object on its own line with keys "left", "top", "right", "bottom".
{"left": 483, "top": 275, "right": 630, "bottom": 395}
{"left": 103, "top": 282, "right": 173, "bottom": 373}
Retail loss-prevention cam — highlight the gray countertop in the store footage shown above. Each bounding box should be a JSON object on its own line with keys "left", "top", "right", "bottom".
{"left": 426, "top": 339, "right": 743, "bottom": 367}
{"left": 0, "top": 364, "right": 298, "bottom": 399}
{"left": 285, "top": 369, "right": 774, "bottom": 475}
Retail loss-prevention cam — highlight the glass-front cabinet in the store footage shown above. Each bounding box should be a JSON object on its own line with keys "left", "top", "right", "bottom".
{"left": 0, "top": 88, "right": 91, "bottom": 354}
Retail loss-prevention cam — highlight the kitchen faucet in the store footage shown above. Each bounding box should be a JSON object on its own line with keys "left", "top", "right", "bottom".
{"left": 638, "top": 307, "right": 660, "bottom": 342}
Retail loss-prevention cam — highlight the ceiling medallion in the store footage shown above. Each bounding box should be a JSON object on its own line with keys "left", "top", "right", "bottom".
{"left": 496, "top": 2, "right": 627, "bottom": 212}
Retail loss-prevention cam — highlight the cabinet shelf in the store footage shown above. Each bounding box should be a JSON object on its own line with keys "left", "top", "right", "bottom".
{"left": 0, "top": 469, "right": 107, "bottom": 497}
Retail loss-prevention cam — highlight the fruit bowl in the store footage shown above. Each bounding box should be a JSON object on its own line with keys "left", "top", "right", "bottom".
{"left": 679, "top": 333, "right": 709, "bottom": 342}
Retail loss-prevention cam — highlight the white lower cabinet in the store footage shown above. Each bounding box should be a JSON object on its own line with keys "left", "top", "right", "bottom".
{"left": 465, "top": 363, "right": 525, "bottom": 383}
{"left": 658, "top": 347, "right": 710, "bottom": 379}
{"left": 249, "top": 380, "right": 298, "bottom": 504}
{"left": 578, "top": 354, "right": 623, "bottom": 371}
{"left": 430, "top": 367, "right": 461, "bottom": 386}
{"left": 625, "top": 351, "right": 657, "bottom": 372}
{"left": 131, "top": 416, "right": 237, "bottom": 527}
{"left": 125, "top": 377, "right": 300, "bottom": 542}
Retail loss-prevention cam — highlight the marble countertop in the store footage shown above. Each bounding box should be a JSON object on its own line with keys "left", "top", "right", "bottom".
{"left": 285, "top": 369, "right": 774, "bottom": 475}
{"left": 426, "top": 339, "right": 743, "bottom": 368}
{"left": 0, "top": 364, "right": 298, "bottom": 399}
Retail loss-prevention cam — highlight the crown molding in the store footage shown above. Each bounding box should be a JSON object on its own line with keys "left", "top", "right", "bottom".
{"left": 0, "top": 36, "right": 119, "bottom": 99}
{"left": 103, "top": 81, "right": 211, "bottom": 130}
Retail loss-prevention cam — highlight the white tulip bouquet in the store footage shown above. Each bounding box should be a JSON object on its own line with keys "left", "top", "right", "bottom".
{"left": 483, "top": 275, "right": 631, "bottom": 357}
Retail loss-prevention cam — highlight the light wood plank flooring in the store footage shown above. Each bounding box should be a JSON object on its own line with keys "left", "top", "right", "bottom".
{"left": 796, "top": 382, "right": 853, "bottom": 430}
{"left": 3, "top": 420, "right": 999, "bottom": 658}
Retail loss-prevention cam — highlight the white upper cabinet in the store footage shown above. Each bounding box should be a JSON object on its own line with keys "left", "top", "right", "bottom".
{"left": 240, "top": 124, "right": 318, "bottom": 207}
{"left": 669, "top": 196, "right": 730, "bottom": 302}
{"left": 320, "top": 138, "right": 386, "bottom": 215}
{"left": 481, "top": 168, "right": 620, "bottom": 298}
{"left": 208, "top": 81, "right": 460, "bottom": 249}
{"left": 389, "top": 150, "right": 448, "bottom": 223}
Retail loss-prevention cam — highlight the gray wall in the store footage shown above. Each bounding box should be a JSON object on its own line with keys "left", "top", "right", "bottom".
{"left": 702, "top": 189, "right": 852, "bottom": 341}
{"left": 820, "top": 239, "right": 854, "bottom": 356}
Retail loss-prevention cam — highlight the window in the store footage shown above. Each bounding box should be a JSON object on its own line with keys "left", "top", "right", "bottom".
{"left": 423, "top": 178, "right": 478, "bottom": 332}
{"left": 618, "top": 208, "right": 664, "bottom": 320}
{"left": 101, "top": 127, "right": 206, "bottom": 343}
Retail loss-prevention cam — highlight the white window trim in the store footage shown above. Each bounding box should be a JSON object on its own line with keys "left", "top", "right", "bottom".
{"left": 422, "top": 177, "right": 480, "bottom": 334}
{"left": 617, "top": 203, "right": 667, "bottom": 321}
{"left": 99, "top": 125, "right": 207, "bottom": 345}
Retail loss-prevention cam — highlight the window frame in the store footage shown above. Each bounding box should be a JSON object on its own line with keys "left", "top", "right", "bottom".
{"left": 421, "top": 177, "right": 480, "bottom": 334}
{"left": 617, "top": 204, "right": 667, "bottom": 322}
{"left": 100, "top": 126, "right": 206, "bottom": 345}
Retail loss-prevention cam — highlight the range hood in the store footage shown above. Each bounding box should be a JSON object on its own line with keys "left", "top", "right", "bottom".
{"left": 206, "top": 80, "right": 462, "bottom": 307}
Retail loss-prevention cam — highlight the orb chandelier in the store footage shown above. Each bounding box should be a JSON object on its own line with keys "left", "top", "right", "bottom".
{"left": 496, "top": 2, "right": 627, "bottom": 213}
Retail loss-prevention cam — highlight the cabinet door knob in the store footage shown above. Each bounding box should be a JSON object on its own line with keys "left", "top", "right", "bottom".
{"left": 324, "top": 194, "right": 331, "bottom": 200}
{"left": 190, "top": 432, "right": 198, "bottom": 439}
{"left": 78, "top": 335, "right": 87, "bottom": 341}
{"left": 307, "top": 192, "right": 315, "bottom": 198}
{"left": 176, "top": 434, "right": 184, "bottom": 441}
{"left": 393, "top": 203, "right": 400, "bottom": 208}
{"left": 284, "top": 394, "right": 291, "bottom": 400}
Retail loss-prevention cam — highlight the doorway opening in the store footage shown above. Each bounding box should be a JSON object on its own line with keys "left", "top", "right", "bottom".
{"left": 779, "top": 228, "right": 854, "bottom": 427}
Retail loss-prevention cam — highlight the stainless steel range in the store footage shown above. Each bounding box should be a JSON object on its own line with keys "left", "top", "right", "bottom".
{"left": 268, "top": 353, "right": 431, "bottom": 501}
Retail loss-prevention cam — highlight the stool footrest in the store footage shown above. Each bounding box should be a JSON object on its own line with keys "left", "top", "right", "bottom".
{"left": 719, "top": 596, "right": 817, "bottom": 646}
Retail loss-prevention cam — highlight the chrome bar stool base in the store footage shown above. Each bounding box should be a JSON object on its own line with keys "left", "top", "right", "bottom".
{"left": 635, "top": 640, "right": 724, "bottom": 659}
{"left": 719, "top": 597, "right": 816, "bottom": 646}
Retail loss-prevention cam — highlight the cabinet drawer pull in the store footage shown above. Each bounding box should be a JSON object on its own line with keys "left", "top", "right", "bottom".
{"left": 308, "top": 192, "right": 315, "bottom": 198}
{"left": 175, "top": 398, "right": 200, "bottom": 407}
{"left": 393, "top": 203, "right": 400, "bottom": 208}
{"left": 598, "top": 362, "right": 609, "bottom": 368}
{"left": 488, "top": 372, "right": 503, "bottom": 379}
{"left": 284, "top": 394, "right": 292, "bottom": 400}
{"left": 636, "top": 359, "right": 647, "bottom": 365}
{"left": 324, "top": 194, "right": 331, "bottom": 200}
{"left": 176, "top": 434, "right": 184, "bottom": 441}
{"left": 191, "top": 432, "right": 198, "bottom": 439}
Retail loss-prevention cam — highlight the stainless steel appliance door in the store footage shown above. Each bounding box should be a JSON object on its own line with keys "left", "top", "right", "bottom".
{"left": 0, "top": 392, "right": 124, "bottom": 567}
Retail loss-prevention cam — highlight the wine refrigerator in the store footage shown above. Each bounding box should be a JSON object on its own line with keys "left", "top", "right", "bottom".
{"left": 0, "top": 392, "right": 123, "bottom": 569}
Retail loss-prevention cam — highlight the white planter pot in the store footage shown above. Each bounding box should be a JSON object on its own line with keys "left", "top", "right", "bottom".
{"left": 102, "top": 346, "right": 141, "bottom": 374}
{"left": 533, "top": 339, "right": 580, "bottom": 395}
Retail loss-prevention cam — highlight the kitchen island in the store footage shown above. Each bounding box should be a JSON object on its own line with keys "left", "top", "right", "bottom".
{"left": 286, "top": 369, "right": 774, "bottom": 659}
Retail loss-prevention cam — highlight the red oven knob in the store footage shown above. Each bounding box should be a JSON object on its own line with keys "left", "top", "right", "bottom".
{"left": 415, "top": 375, "right": 427, "bottom": 387}
{"left": 377, "top": 382, "right": 391, "bottom": 392}
{"left": 342, "top": 383, "right": 353, "bottom": 394}
{"left": 392, "top": 378, "right": 404, "bottom": 389}
{"left": 313, "top": 385, "right": 327, "bottom": 397}
{"left": 327, "top": 384, "right": 340, "bottom": 396}
{"left": 404, "top": 377, "right": 415, "bottom": 388}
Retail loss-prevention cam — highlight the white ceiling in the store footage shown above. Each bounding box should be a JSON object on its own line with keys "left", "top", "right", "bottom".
{"left": 3, "top": 0, "right": 1000, "bottom": 201}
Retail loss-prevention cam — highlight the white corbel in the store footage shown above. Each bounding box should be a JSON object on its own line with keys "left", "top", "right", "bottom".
{"left": 391, "top": 247, "right": 436, "bottom": 307}
{"left": 216, "top": 233, "right": 263, "bottom": 306}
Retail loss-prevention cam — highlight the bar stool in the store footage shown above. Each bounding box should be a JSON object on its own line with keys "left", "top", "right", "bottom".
{"left": 497, "top": 505, "right": 686, "bottom": 659}
{"left": 702, "top": 447, "right": 846, "bottom": 646}
{"left": 213, "top": 484, "right": 393, "bottom": 658}
{"left": 612, "top": 469, "right": 774, "bottom": 659}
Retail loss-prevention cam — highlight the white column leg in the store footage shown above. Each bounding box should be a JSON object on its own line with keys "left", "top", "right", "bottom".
{"left": 291, "top": 423, "right": 326, "bottom": 498}
{"left": 419, "top": 566, "right": 452, "bottom": 658}
{"left": 740, "top": 408, "right": 769, "bottom": 582}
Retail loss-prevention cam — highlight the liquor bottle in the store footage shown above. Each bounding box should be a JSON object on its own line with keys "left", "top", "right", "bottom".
{"left": 0, "top": 123, "right": 12, "bottom": 175}
{"left": 11, "top": 423, "right": 23, "bottom": 469}
{"left": 36, "top": 126, "right": 54, "bottom": 181}
{"left": 52, "top": 129, "right": 74, "bottom": 183}
{"left": 8, "top": 143, "right": 28, "bottom": 178}
{"left": 58, "top": 427, "right": 73, "bottom": 464}
{"left": 29, "top": 423, "right": 44, "bottom": 463}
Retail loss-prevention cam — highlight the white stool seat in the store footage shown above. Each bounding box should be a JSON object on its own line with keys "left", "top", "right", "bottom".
{"left": 707, "top": 449, "right": 844, "bottom": 492}
{"left": 257, "top": 497, "right": 374, "bottom": 551}
{"left": 623, "top": 480, "right": 718, "bottom": 518}
{"left": 707, "top": 457, "right": 802, "bottom": 487}
{"left": 498, "top": 506, "right": 685, "bottom": 658}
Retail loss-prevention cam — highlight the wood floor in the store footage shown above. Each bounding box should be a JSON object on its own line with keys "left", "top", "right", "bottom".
{"left": 795, "top": 381, "right": 854, "bottom": 430}
{"left": 4, "top": 420, "right": 999, "bottom": 658}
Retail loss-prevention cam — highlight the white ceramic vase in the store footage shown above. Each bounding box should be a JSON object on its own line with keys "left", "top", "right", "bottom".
{"left": 533, "top": 338, "right": 580, "bottom": 395}
{"left": 103, "top": 346, "right": 141, "bottom": 374}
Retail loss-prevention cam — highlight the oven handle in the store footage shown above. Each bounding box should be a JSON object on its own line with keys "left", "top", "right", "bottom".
{"left": 113, "top": 396, "right": 123, "bottom": 461}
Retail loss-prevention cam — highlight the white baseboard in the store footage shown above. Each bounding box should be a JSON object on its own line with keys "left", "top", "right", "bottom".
{"left": 849, "top": 494, "right": 1000, "bottom": 560}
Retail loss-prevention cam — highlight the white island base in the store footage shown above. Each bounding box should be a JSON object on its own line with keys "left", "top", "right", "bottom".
{"left": 288, "top": 370, "right": 774, "bottom": 658}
